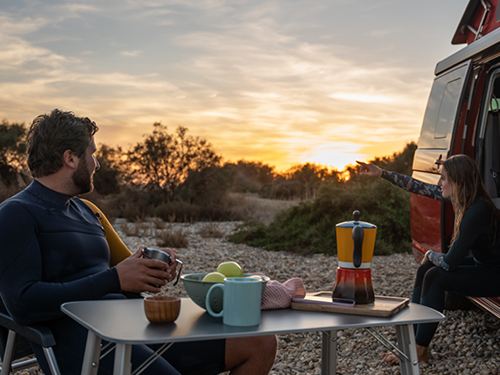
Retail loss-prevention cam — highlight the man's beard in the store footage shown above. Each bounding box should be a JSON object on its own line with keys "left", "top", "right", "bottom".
{"left": 72, "top": 157, "right": 93, "bottom": 195}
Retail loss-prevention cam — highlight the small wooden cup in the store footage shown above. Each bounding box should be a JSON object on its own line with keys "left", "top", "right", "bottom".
{"left": 144, "top": 296, "right": 181, "bottom": 323}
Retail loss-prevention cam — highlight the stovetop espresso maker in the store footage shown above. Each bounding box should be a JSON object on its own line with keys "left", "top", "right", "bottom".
{"left": 332, "top": 210, "right": 376, "bottom": 305}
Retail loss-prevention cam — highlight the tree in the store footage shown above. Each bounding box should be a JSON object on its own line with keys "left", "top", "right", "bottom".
{"left": 347, "top": 142, "right": 417, "bottom": 181}
{"left": 372, "top": 142, "right": 417, "bottom": 175}
{"left": 224, "top": 160, "right": 275, "bottom": 193}
{"left": 93, "top": 144, "right": 124, "bottom": 195}
{"left": 285, "top": 163, "right": 340, "bottom": 199}
{"left": 0, "top": 120, "right": 27, "bottom": 186}
{"left": 126, "top": 123, "right": 221, "bottom": 196}
{"left": 179, "top": 166, "right": 232, "bottom": 206}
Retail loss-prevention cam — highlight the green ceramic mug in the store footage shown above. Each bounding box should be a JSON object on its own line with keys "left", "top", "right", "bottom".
{"left": 205, "top": 277, "right": 262, "bottom": 326}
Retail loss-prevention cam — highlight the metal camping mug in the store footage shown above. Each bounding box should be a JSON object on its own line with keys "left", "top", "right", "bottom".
{"left": 143, "top": 247, "right": 183, "bottom": 286}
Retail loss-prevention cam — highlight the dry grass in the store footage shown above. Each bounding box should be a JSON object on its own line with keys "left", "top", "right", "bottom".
{"left": 136, "top": 222, "right": 156, "bottom": 237}
{"left": 120, "top": 222, "right": 161, "bottom": 237}
{"left": 228, "top": 193, "right": 301, "bottom": 224}
{"left": 198, "top": 222, "right": 224, "bottom": 238}
{"left": 156, "top": 228, "right": 189, "bottom": 248}
{"left": 120, "top": 223, "right": 140, "bottom": 236}
{"left": 149, "top": 217, "right": 168, "bottom": 229}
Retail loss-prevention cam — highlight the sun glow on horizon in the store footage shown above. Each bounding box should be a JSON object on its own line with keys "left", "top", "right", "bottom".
{"left": 299, "top": 143, "right": 366, "bottom": 171}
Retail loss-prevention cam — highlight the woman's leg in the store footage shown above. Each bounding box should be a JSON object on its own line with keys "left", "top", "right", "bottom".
{"left": 411, "top": 261, "right": 436, "bottom": 338}
{"left": 411, "top": 261, "right": 436, "bottom": 304}
{"left": 385, "top": 263, "right": 500, "bottom": 365}
{"left": 383, "top": 262, "right": 436, "bottom": 365}
{"left": 416, "top": 265, "right": 500, "bottom": 347}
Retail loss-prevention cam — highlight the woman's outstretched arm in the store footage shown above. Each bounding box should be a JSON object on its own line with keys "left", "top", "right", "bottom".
{"left": 356, "top": 161, "right": 442, "bottom": 200}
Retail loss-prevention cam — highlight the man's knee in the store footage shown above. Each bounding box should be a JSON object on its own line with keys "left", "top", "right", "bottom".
{"left": 241, "top": 335, "right": 277, "bottom": 359}
{"left": 260, "top": 335, "right": 278, "bottom": 359}
{"left": 225, "top": 335, "right": 277, "bottom": 369}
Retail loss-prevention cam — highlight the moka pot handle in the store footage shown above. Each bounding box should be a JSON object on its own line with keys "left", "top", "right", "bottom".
{"left": 352, "top": 225, "right": 363, "bottom": 268}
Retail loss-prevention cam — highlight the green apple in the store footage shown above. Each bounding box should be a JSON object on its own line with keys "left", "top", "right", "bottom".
{"left": 245, "top": 275, "right": 263, "bottom": 281}
{"left": 217, "top": 261, "right": 243, "bottom": 277}
{"left": 202, "top": 271, "right": 225, "bottom": 283}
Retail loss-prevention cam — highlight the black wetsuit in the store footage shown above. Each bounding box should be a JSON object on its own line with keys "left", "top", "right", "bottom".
{"left": 0, "top": 180, "right": 225, "bottom": 374}
{"left": 382, "top": 170, "right": 500, "bottom": 346}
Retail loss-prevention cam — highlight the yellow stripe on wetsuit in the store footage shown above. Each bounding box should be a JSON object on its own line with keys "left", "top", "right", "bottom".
{"left": 81, "top": 199, "right": 132, "bottom": 266}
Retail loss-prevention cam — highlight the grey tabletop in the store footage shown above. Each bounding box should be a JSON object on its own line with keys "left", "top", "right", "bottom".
{"left": 61, "top": 298, "right": 444, "bottom": 345}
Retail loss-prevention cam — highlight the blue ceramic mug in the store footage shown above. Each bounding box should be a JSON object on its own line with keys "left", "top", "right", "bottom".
{"left": 205, "top": 277, "right": 262, "bottom": 326}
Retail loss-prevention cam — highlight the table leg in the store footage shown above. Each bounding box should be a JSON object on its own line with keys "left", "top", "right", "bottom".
{"left": 81, "top": 332, "right": 101, "bottom": 375}
{"left": 395, "top": 324, "right": 419, "bottom": 375}
{"left": 1, "top": 330, "right": 16, "bottom": 375}
{"left": 114, "top": 344, "right": 132, "bottom": 375}
{"left": 321, "top": 330, "right": 337, "bottom": 375}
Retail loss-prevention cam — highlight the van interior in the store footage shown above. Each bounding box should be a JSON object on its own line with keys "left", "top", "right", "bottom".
{"left": 481, "top": 75, "right": 500, "bottom": 207}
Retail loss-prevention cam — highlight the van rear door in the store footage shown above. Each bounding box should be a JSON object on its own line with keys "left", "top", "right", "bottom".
{"left": 411, "top": 61, "right": 471, "bottom": 257}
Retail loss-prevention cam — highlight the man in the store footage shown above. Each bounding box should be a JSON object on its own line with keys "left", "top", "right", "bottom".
{"left": 0, "top": 109, "right": 277, "bottom": 374}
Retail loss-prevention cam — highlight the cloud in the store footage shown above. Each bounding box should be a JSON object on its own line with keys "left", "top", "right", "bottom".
{"left": 120, "top": 50, "right": 142, "bottom": 57}
{"left": 0, "top": 14, "right": 48, "bottom": 35}
{"left": 57, "top": 3, "right": 99, "bottom": 14}
{"left": 0, "top": 12, "right": 70, "bottom": 69}
{"left": 0, "top": 35, "right": 68, "bottom": 69}
{"left": 329, "top": 92, "right": 398, "bottom": 104}
{"left": 0, "top": 0, "right": 445, "bottom": 170}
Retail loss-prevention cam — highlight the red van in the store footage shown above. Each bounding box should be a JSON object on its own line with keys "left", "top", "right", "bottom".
{"left": 411, "top": 0, "right": 500, "bottom": 317}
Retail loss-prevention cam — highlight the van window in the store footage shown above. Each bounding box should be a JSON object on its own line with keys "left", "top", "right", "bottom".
{"left": 413, "top": 61, "right": 471, "bottom": 184}
{"left": 488, "top": 97, "right": 500, "bottom": 111}
{"left": 417, "top": 61, "right": 470, "bottom": 150}
{"left": 435, "top": 79, "right": 463, "bottom": 139}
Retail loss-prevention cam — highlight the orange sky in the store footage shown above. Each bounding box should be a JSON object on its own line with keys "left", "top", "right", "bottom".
{"left": 0, "top": 1, "right": 468, "bottom": 171}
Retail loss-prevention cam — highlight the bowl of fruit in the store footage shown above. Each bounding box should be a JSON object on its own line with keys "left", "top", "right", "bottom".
{"left": 181, "top": 261, "right": 270, "bottom": 312}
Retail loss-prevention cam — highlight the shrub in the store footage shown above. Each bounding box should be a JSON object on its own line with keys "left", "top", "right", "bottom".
{"left": 198, "top": 223, "right": 224, "bottom": 238}
{"left": 230, "top": 178, "right": 410, "bottom": 255}
{"left": 229, "top": 143, "right": 416, "bottom": 256}
{"left": 157, "top": 228, "right": 189, "bottom": 248}
{"left": 86, "top": 188, "right": 164, "bottom": 222}
{"left": 154, "top": 201, "right": 201, "bottom": 222}
{"left": 121, "top": 223, "right": 140, "bottom": 237}
{"left": 0, "top": 183, "right": 23, "bottom": 203}
{"left": 149, "top": 217, "right": 167, "bottom": 229}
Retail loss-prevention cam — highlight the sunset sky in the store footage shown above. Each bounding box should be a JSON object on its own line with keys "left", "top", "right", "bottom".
{"left": 0, "top": 0, "right": 469, "bottom": 170}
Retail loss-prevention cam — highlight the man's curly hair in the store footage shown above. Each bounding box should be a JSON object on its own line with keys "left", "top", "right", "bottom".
{"left": 27, "top": 109, "right": 98, "bottom": 178}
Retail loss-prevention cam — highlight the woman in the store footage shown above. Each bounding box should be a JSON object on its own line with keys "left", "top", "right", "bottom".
{"left": 357, "top": 154, "right": 500, "bottom": 363}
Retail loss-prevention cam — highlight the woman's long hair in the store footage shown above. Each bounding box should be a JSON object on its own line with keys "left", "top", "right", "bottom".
{"left": 443, "top": 154, "right": 496, "bottom": 241}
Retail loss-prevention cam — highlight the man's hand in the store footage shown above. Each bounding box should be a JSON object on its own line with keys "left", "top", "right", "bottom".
{"left": 115, "top": 249, "right": 171, "bottom": 293}
{"left": 162, "top": 248, "right": 178, "bottom": 282}
{"left": 356, "top": 161, "right": 383, "bottom": 177}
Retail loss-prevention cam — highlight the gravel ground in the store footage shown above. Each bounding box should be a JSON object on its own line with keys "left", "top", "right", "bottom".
{"left": 122, "top": 221, "right": 500, "bottom": 375}
{"left": 14, "top": 221, "right": 500, "bottom": 375}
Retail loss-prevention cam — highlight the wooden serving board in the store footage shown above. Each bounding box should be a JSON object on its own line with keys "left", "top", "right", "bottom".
{"left": 291, "top": 291, "right": 409, "bottom": 317}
